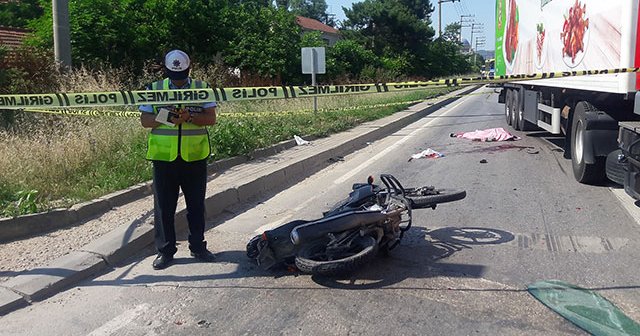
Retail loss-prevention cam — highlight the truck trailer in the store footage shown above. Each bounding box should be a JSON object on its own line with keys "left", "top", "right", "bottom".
{"left": 495, "top": 0, "right": 640, "bottom": 199}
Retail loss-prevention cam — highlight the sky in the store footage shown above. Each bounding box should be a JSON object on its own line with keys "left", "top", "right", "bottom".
{"left": 325, "top": 0, "right": 496, "bottom": 51}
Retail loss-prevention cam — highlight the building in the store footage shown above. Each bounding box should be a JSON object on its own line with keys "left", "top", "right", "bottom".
{"left": 0, "top": 26, "right": 29, "bottom": 53}
{"left": 295, "top": 16, "right": 341, "bottom": 46}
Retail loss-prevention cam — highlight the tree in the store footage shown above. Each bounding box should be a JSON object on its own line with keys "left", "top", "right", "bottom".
{"left": 224, "top": 6, "right": 302, "bottom": 83}
{"left": 343, "top": 0, "right": 435, "bottom": 76}
{"left": 326, "top": 39, "right": 379, "bottom": 81}
{"left": 442, "top": 22, "right": 462, "bottom": 43}
{"left": 289, "top": 0, "right": 334, "bottom": 26}
{"left": 425, "top": 39, "right": 471, "bottom": 77}
{"left": 27, "top": 0, "right": 232, "bottom": 69}
{"left": 0, "top": 0, "right": 43, "bottom": 28}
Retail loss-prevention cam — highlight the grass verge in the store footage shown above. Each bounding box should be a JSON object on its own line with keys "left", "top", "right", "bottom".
{"left": 0, "top": 87, "right": 455, "bottom": 217}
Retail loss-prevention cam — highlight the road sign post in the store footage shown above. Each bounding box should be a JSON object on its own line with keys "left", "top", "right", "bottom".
{"left": 301, "top": 47, "right": 326, "bottom": 113}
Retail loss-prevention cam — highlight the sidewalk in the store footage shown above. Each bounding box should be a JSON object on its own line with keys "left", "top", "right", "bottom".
{"left": 0, "top": 85, "right": 478, "bottom": 315}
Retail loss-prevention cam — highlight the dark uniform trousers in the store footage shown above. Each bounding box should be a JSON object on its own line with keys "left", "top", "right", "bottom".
{"left": 152, "top": 157, "right": 208, "bottom": 256}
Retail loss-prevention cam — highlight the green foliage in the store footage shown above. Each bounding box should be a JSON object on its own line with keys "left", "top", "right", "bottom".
{"left": 426, "top": 39, "right": 472, "bottom": 77}
{"left": 326, "top": 39, "right": 379, "bottom": 81}
{"left": 343, "top": 0, "right": 436, "bottom": 77}
{"left": 0, "top": 0, "right": 43, "bottom": 28}
{"left": 18, "top": 0, "right": 471, "bottom": 87}
{"left": 225, "top": 6, "right": 301, "bottom": 82}
{"left": 27, "top": 0, "right": 232, "bottom": 69}
{"left": 1, "top": 189, "right": 41, "bottom": 217}
{"left": 300, "top": 31, "right": 325, "bottom": 48}
{"left": 289, "top": 0, "right": 334, "bottom": 26}
{"left": 0, "top": 45, "right": 58, "bottom": 129}
{"left": 0, "top": 45, "right": 58, "bottom": 93}
{"left": 15, "top": 190, "right": 39, "bottom": 214}
{"left": 19, "top": 0, "right": 471, "bottom": 82}
{"left": 442, "top": 22, "right": 462, "bottom": 43}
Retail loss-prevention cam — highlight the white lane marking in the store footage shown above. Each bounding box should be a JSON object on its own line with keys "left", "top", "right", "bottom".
{"left": 333, "top": 97, "right": 471, "bottom": 185}
{"left": 253, "top": 93, "right": 474, "bottom": 234}
{"left": 610, "top": 187, "right": 640, "bottom": 224}
{"left": 87, "top": 303, "right": 151, "bottom": 336}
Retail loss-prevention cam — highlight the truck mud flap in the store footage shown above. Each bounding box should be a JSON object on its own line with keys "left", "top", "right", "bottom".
{"left": 581, "top": 110, "right": 618, "bottom": 163}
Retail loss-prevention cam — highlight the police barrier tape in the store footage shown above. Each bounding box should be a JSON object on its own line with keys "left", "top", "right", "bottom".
{"left": 19, "top": 99, "right": 433, "bottom": 118}
{"left": 20, "top": 108, "right": 141, "bottom": 117}
{"left": 0, "top": 84, "right": 449, "bottom": 110}
{"left": 14, "top": 90, "right": 502, "bottom": 118}
{"left": 1, "top": 67, "right": 637, "bottom": 109}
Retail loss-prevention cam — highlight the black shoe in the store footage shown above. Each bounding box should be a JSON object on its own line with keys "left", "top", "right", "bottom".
{"left": 152, "top": 254, "right": 174, "bottom": 270}
{"left": 190, "top": 249, "right": 216, "bottom": 262}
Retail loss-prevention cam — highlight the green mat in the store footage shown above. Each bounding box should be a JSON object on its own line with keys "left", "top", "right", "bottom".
{"left": 528, "top": 280, "right": 640, "bottom": 336}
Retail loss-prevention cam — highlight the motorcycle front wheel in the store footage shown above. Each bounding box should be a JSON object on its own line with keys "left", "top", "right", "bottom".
{"left": 295, "top": 235, "right": 378, "bottom": 276}
{"left": 404, "top": 187, "right": 466, "bottom": 209}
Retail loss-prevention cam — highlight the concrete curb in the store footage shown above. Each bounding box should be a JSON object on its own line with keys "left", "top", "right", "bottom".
{"left": 0, "top": 184, "right": 154, "bottom": 244}
{"left": 0, "top": 85, "right": 480, "bottom": 316}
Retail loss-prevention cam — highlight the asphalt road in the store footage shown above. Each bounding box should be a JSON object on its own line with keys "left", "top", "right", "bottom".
{"left": 1, "top": 87, "right": 639, "bottom": 335}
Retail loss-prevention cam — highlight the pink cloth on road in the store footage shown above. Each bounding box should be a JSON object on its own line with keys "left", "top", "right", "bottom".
{"left": 452, "top": 127, "right": 520, "bottom": 142}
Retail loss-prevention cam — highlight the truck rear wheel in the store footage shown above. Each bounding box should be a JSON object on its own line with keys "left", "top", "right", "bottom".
{"left": 571, "top": 101, "right": 606, "bottom": 184}
{"left": 510, "top": 89, "right": 519, "bottom": 128}
{"left": 505, "top": 89, "right": 513, "bottom": 125}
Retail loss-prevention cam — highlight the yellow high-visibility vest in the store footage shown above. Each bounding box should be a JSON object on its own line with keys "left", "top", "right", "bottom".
{"left": 146, "top": 78, "right": 211, "bottom": 162}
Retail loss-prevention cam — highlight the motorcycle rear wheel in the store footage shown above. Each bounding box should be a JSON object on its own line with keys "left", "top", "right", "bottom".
{"left": 295, "top": 235, "right": 378, "bottom": 276}
{"left": 404, "top": 187, "right": 466, "bottom": 209}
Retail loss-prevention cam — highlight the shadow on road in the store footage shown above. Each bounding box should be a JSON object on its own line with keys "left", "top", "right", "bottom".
{"left": 82, "top": 226, "right": 515, "bottom": 290}
{"left": 312, "top": 226, "right": 515, "bottom": 290}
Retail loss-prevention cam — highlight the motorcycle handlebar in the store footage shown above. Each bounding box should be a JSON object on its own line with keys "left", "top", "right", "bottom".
{"left": 380, "top": 174, "right": 405, "bottom": 196}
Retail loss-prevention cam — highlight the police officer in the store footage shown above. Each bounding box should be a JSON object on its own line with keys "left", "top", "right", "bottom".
{"left": 140, "top": 49, "right": 217, "bottom": 270}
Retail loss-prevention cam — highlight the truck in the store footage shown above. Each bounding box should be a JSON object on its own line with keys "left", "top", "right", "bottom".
{"left": 495, "top": 0, "right": 640, "bottom": 199}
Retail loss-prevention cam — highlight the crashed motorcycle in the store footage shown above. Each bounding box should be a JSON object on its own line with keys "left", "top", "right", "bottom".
{"left": 246, "top": 174, "right": 466, "bottom": 276}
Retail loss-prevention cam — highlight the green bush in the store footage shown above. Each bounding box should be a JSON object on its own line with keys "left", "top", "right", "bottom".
{"left": 327, "top": 40, "right": 380, "bottom": 82}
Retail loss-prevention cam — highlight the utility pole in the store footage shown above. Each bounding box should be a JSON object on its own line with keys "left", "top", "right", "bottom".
{"left": 470, "top": 22, "right": 484, "bottom": 52}
{"left": 474, "top": 36, "right": 486, "bottom": 65}
{"left": 459, "top": 14, "right": 474, "bottom": 43}
{"left": 438, "top": 0, "right": 460, "bottom": 38}
{"left": 52, "top": 0, "right": 72, "bottom": 69}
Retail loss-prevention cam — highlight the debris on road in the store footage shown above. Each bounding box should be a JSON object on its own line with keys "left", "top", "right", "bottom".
{"left": 294, "top": 135, "right": 311, "bottom": 145}
{"left": 450, "top": 127, "right": 521, "bottom": 142}
{"left": 409, "top": 148, "right": 445, "bottom": 161}
{"left": 480, "top": 159, "right": 488, "bottom": 163}
{"left": 528, "top": 280, "right": 640, "bottom": 336}
{"left": 526, "top": 148, "right": 540, "bottom": 154}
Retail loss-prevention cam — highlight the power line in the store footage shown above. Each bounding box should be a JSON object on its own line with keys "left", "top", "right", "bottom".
{"left": 453, "top": 2, "right": 461, "bottom": 16}
{"left": 453, "top": 1, "right": 464, "bottom": 16}
{"left": 461, "top": 0, "right": 472, "bottom": 15}
{"left": 437, "top": 0, "right": 460, "bottom": 37}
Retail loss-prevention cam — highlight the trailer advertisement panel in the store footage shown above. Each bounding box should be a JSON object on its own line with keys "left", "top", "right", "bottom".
{"left": 495, "top": 0, "right": 626, "bottom": 76}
